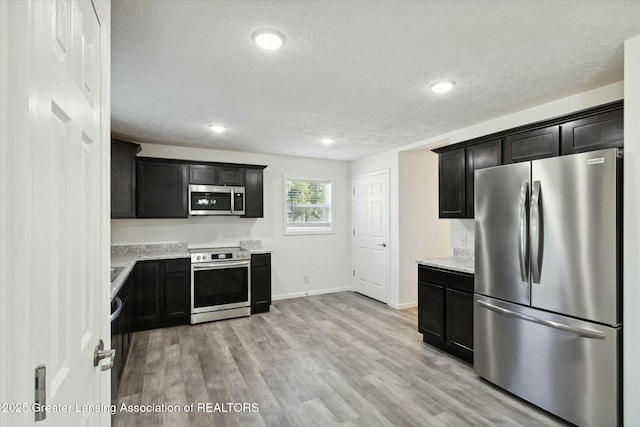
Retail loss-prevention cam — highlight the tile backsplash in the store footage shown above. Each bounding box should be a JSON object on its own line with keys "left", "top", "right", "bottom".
{"left": 451, "top": 219, "right": 474, "bottom": 258}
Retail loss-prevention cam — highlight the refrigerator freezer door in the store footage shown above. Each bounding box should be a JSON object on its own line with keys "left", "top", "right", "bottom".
{"left": 531, "top": 148, "right": 619, "bottom": 325}
{"left": 475, "top": 162, "right": 531, "bottom": 305}
{"left": 474, "top": 294, "right": 620, "bottom": 427}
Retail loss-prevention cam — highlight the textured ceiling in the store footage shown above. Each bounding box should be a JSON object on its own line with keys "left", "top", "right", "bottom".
{"left": 111, "top": 0, "right": 640, "bottom": 161}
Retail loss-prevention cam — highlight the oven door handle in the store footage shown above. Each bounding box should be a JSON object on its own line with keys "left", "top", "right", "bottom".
{"left": 192, "top": 261, "right": 250, "bottom": 270}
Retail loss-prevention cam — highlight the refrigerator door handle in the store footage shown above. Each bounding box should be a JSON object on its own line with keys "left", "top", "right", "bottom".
{"left": 530, "top": 180, "right": 542, "bottom": 283}
{"left": 517, "top": 181, "right": 529, "bottom": 282}
{"left": 477, "top": 300, "right": 606, "bottom": 339}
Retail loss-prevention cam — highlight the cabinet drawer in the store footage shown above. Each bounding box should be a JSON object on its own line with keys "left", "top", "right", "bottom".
{"left": 418, "top": 265, "right": 473, "bottom": 293}
{"left": 164, "top": 258, "right": 190, "bottom": 273}
{"left": 251, "top": 253, "right": 271, "bottom": 267}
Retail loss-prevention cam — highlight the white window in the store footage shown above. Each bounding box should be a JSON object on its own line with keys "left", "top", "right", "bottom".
{"left": 284, "top": 177, "right": 333, "bottom": 235}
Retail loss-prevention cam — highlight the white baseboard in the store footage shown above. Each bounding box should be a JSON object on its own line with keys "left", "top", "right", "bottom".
{"left": 388, "top": 301, "right": 417, "bottom": 310}
{"left": 272, "top": 286, "right": 352, "bottom": 301}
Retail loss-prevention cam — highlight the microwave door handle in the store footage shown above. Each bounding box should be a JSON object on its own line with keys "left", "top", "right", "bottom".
{"left": 231, "top": 188, "right": 235, "bottom": 214}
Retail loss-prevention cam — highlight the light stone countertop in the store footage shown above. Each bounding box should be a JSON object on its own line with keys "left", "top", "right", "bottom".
{"left": 241, "top": 247, "right": 273, "bottom": 255}
{"left": 110, "top": 244, "right": 190, "bottom": 300}
{"left": 239, "top": 239, "right": 273, "bottom": 254}
{"left": 415, "top": 256, "right": 475, "bottom": 274}
{"left": 110, "top": 241, "right": 273, "bottom": 300}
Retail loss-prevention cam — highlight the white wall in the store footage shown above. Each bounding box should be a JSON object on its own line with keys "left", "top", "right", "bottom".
{"left": 398, "top": 150, "right": 449, "bottom": 308}
{"left": 450, "top": 219, "right": 474, "bottom": 256}
{"left": 624, "top": 35, "right": 640, "bottom": 426}
{"left": 111, "top": 143, "right": 352, "bottom": 300}
{"left": 350, "top": 150, "right": 401, "bottom": 306}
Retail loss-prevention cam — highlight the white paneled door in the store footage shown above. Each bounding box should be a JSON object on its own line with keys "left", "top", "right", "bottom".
{"left": 0, "top": 0, "right": 111, "bottom": 426}
{"left": 352, "top": 171, "right": 389, "bottom": 303}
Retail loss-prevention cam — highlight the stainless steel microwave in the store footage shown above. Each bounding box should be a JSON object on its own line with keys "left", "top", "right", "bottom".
{"left": 188, "top": 185, "right": 245, "bottom": 216}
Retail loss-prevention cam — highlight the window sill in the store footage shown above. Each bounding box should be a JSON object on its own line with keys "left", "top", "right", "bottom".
{"left": 284, "top": 228, "right": 334, "bottom": 236}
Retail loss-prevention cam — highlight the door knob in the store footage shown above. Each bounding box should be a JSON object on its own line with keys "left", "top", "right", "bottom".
{"left": 378, "top": 243, "right": 387, "bottom": 247}
{"left": 94, "top": 339, "right": 115, "bottom": 371}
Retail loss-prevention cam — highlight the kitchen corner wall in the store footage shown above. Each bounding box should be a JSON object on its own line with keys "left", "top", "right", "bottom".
{"left": 398, "top": 150, "right": 450, "bottom": 308}
{"left": 111, "top": 143, "right": 352, "bottom": 300}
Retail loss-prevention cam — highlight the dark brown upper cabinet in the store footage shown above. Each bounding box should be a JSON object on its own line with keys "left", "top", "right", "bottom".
{"left": 433, "top": 101, "right": 623, "bottom": 219}
{"left": 561, "top": 109, "right": 623, "bottom": 155}
{"left": 438, "top": 148, "right": 466, "bottom": 218}
{"left": 219, "top": 166, "right": 245, "bottom": 186}
{"left": 137, "top": 158, "right": 189, "bottom": 218}
{"left": 189, "top": 164, "right": 218, "bottom": 185}
{"left": 243, "top": 168, "right": 264, "bottom": 218}
{"left": 465, "top": 139, "right": 501, "bottom": 217}
{"left": 503, "top": 125, "right": 560, "bottom": 164}
{"left": 189, "top": 164, "right": 245, "bottom": 186}
{"left": 111, "top": 140, "right": 140, "bottom": 218}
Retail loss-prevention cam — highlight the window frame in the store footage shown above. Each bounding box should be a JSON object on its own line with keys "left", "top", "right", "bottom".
{"left": 283, "top": 176, "right": 334, "bottom": 235}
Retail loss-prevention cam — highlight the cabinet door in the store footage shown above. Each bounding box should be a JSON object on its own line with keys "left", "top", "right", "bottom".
{"left": 465, "top": 139, "right": 501, "bottom": 217}
{"left": 445, "top": 288, "right": 474, "bottom": 363}
{"left": 111, "top": 140, "right": 139, "bottom": 218}
{"left": 418, "top": 281, "right": 444, "bottom": 342}
{"left": 251, "top": 254, "right": 271, "bottom": 314}
{"left": 219, "top": 166, "right": 245, "bottom": 186}
{"left": 189, "top": 164, "right": 218, "bottom": 185}
{"left": 133, "top": 261, "right": 162, "bottom": 330}
{"left": 162, "top": 258, "right": 191, "bottom": 321}
{"left": 243, "top": 168, "right": 264, "bottom": 218}
{"left": 137, "top": 160, "right": 188, "bottom": 218}
{"left": 561, "top": 109, "right": 623, "bottom": 155}
{"left": 438, "top": 148, "right": 465, "bottom": 218}
{"left": 504, "top": 125, "right": 559, "bottom": 164}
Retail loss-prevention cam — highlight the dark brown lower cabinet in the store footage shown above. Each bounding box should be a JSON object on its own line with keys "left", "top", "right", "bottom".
{"left": 418, "top": 265, "right": 474, "bottom": 364}
{"left": 251, "top": 253, "right": 271, "bottom": 314}
{"left": 133, "top": 258, "right": 190, "bottom": 331}
{"left": 444, "top": 288, "right": 474, "bottom": 361}
{"left": 418, "top": 282, "right": 444, "bottom": 341}
{"left": 111, "top": 274, "right": 133, "bottom": 403}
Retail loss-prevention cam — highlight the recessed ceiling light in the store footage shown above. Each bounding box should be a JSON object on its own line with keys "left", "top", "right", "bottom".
{"left": 252, "top": 29, "right": 285, "bottom": 50}
{"left": 429, "top": 80, "right": 456, "bottom": 94}
{"left": 209, "top": 124, "right": 227, "bottom": 133}
{"left": 320, "top": 138, "right": 334, "bottom": 145}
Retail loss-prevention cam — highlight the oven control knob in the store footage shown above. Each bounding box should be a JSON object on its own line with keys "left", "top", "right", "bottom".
{"left": 196, "top": 255, "right": 201, "bottom": 261}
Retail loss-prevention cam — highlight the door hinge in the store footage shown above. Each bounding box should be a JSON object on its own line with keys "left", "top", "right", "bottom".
{"left": 352, "top": 269, "right": 355, "bottom": 276}
{"left": 34, "top": 364, "right": 46, "bottom": 422}
{"left": 352, "top": 188, "right": 355, "bottom": 195}
{"left": 352, "top": 229, "right": 355, "bottom": 236}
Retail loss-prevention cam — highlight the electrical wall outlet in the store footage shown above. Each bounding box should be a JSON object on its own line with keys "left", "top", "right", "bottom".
{"left": 304, "top": 275, "right": 310, "bottom": 284}
{"left": 459, "top": 235, "right": 468, "bottom": 248}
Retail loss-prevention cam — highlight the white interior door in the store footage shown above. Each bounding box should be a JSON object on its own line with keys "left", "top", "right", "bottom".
{"left": 0, "top": 0, "right": 111, "bottom": 425}
{"left": 352, "top": 171, "right": 390, "bottom": 303}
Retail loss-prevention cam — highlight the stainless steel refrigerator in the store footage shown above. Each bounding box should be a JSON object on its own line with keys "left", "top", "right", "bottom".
{"left": 474, "top": 148, "right": 622, "bottom": 427}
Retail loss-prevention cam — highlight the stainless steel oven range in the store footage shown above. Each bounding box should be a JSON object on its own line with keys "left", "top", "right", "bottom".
{"left": 190, "top": 247, "right": 251, "bottom": 324}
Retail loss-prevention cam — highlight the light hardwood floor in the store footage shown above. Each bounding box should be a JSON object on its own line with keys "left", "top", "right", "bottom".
{"left": 113, "top": 292, "right": 567, "bottom": 427}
